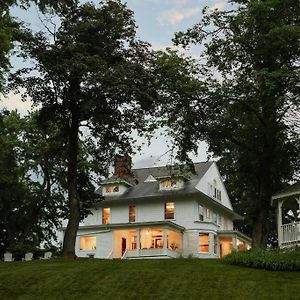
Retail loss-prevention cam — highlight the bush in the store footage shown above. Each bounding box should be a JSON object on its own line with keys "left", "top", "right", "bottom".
{"left": 223, "top": 248, "right": 300, "bottom": 271}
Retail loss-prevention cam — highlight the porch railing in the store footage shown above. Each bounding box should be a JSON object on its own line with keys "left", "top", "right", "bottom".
{"left": 280, "top": 222, "right": 300, "bottom": 245}
{"left": 126, "top": 248, "right": 181, "bottom": 258}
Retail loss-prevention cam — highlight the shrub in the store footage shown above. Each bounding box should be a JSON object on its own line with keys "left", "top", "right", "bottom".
{"left": 223, "top": 248, "right": 300, "bottom": 271}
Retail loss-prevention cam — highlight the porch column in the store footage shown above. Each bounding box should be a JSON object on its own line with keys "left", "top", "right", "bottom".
{"left": 277, "top": 200, "right": 283, "bottom": 246}
{"left": 232, "top": 235, "right": 237, "bottom": 252}
{"left": 136, "top": 228, "right": 140, "bottom": 256}
{"left": 163, "top": 227, "right": 167, "bottom": 254}
{"left": 216, "top": 236, "right": 220, "bottom": 258}
{"left": 209, "top": 233, "right": 214, "bottom": 256}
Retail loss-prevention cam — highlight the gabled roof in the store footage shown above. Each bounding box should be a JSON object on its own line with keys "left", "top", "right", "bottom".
{"left": 132, "top": 162, "right": 213, "bottom": 183}
{"left": 95, "top": 161, "right": 213, "bottom": 197}
{"left": 272, "top": 181, "right": 300, "bottom": 201}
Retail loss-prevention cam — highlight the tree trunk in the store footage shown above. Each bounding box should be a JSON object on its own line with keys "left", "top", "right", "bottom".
{"left": 63, "top": 110, "right": 80, "bottom": 258}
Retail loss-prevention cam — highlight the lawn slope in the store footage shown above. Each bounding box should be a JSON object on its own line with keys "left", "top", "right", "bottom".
{"left": 0, "top": 258, "right": 299, "bottom": 300}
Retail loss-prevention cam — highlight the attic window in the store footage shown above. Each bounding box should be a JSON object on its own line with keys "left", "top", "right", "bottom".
{"left": 105, "top": 185, "right": 119, "bottom": 193}
{"left": 162, "top": 179, "right": 178, "bottom": 189}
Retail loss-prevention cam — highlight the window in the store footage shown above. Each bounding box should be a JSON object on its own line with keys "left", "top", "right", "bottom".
{"left": 129, "top": 206, "right": 136, "bottom": 223}
{"left": 162, "top": 179, "right": 177, "bottom": 189}
{"left": 199, "top": 233, "right": 209, "bottom": 253}
{"left": 218, "top": 214, "right": 222, "bottom": 225}
{"left": 102, "top": 208, "right": 110, "bottom": 224}
{"left": 80, "top": 236, "right": 96, "bottom": 250}
{"left": 206, "top": 208, "right": 211, "bottom": 219}
{"left": 217, "top": 190, "right": 221, "bottom": 201}
{"left": 198, "top": 205, "right": 204, "bottom": 221}
{"left": 207, "top": 183, "right": 213, "bottom": 196}
{"left": 105, "top": 185, "right": 119, "bottom": 193}
{"left": 213, "top": 212, "right": 218, "bottom": 223}
{"left": 165, "top": 202, "right": 175, "bottom": 219}
{"left": 224, "top": 217, "right": 228, "bottom": 230}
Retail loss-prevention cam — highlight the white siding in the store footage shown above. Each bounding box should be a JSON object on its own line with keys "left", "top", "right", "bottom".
{"left": 196, "top": 162, "right": 233, "bottom": 210}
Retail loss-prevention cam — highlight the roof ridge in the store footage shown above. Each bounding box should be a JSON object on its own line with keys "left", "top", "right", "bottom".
{"left": 132, "top": 160, "right": 214, "bottom": 171}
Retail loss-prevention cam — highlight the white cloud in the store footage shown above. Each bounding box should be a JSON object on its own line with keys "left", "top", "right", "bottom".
{"left": 0, "top": 91, "right": 33, "bottom": 115}
{"left": 158, "top": 6, "right": 202, "bottom": 26}
{"left": 210, "top": 0, "right": 227, "bottom": 11}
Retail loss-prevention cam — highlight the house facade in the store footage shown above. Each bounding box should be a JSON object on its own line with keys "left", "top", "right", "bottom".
{"left": 73, "top": 156, "right": 251, "bottom": 259}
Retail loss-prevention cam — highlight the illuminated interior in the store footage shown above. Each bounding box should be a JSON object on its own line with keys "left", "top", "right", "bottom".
{"left": 219, "top": 237, "right": 232, "bottom": 257}
{"left": 129, "top": 206, "right": 136, "bottom": 223}
{"left": 199, "top": 233, "right": 209, "bottom": 252}
{"left": 113, "top": 228, "right": 182, "bottom": 258}
{"left": 80, "top": 236, "right": 96, "bottom": 250}
{"left": 102, "top": 208, "right": 110, "bottom": 224}
{"left": 105, "top": 185, "right": 119, "bottom": 193}
{"left": 165, "top": 202, "right": 175, "bottom": 219}
{"left": 162, "top": 179, "right": 178, "bottom": 189}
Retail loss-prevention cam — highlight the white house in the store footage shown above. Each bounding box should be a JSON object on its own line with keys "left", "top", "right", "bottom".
{"left": 271, "top": 182, "right": 300, "bottom": 248}
{"left": 73, "top": 155, "right": 251, "bottom": 259}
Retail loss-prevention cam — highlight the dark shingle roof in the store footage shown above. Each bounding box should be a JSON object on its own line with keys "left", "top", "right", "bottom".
{"left": 272, "top": 181, "right": 300, "bottom": 199}
{"left": 95, "top": 161, "right": 213, "bottom": 199}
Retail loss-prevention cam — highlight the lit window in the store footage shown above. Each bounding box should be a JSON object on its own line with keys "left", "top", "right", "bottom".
{"left": 129, "top": 206, "right": 136, "bottom": 223}
{"left": 199, "top": 233, "right": 209, "bottom": 253}
{"left": 198, "top": 205, "right": 204, "bottom": 221}
{"left": 80, "top": 236, "right": 96, "bottom": 250}
{"left": 165, "top": 202, "right": 174, "bottom": 219}
{"left": 162, "top": 179, "right": 177, "bottom": 189}
{"left": 105, "top": 185, "right": 119, "bottom": 193}
{"left": 102, "top": 208, "right": 110, "bottom": 224}
{"left": 206, "top": 208, "right": 211, "bottom": 219}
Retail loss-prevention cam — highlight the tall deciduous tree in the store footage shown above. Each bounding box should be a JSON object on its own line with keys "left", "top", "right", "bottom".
{"left": 156, "top": 0, "right": 300, "bottom": 247}
{"left": 16, "top": 0, "right": 156, "bottom": 257}
{"left": 0, "top": 110, "right": 66, "bottom": 255}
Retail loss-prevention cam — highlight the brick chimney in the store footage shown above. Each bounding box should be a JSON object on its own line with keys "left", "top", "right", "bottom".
{"left": 114, "top": 155, "right": 133, "bottom": 179}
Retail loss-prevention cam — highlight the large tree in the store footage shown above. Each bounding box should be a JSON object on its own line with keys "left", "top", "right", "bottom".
{"left": 16, "top": 0, "right": 156, "bottom": 257}
{"left": 155, "top": 0, "right": 300, "bottom": 247}
{"left": 0, "top": 110, "right": 66, "bottom": 256}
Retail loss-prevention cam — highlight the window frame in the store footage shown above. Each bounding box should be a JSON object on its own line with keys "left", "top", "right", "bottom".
{"left": 79, "top": 236, "right": 97, "bottom": 251}
{"left": 164, "top": 202, "right": 175, "bottom": 220}
{"left": 102, "top": 207, "right": 110, "bottom": 225}
{"left": 129, "top": 205, "right": 136, "bottom": 223}
{"left": 199, "top": 233, "right": 210, "bottom": 253}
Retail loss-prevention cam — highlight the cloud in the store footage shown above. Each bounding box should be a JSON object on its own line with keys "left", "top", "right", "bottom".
{"left": 0, "top": 91, "right": 33, "bottom": 115}
{"left": 158, "top": 7, "right": 202, "bottom": 26}
{"left": 210, "top": 0, "right": 227, "bottom": 11}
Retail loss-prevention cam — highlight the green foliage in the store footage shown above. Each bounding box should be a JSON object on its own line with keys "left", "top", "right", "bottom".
{"left": 13, "top": 0, "right": 157, "bottom": 256}
{"left": 223, "top": 248, "right": 300, "bottom": 271}
{"left": 158, "top": 0, "right": 300, "bottom": 247}
{"left": 0, "top": 110, "right": 66, "bottom": 257}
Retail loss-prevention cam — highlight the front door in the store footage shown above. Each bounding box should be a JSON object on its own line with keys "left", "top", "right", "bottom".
{"left": 121, "top": 238, "right": 126, "bottom": 256}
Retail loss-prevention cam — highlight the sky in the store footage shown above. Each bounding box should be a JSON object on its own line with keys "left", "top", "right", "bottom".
{"left": 0, "top": 0, "right": 229, "bottom": 168}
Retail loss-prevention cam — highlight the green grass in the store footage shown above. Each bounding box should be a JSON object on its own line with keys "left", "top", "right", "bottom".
{"left": 0, "top": 258, "right": 299, "bottom": 300}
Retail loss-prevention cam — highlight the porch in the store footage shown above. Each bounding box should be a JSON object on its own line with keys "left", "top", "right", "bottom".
{"left": 112, "top": 225, "right": 183, "bottom": 259}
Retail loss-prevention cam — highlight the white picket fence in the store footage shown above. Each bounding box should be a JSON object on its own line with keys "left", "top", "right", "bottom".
{"left": 280, "top": 222, "right": 300, "bottom": 246}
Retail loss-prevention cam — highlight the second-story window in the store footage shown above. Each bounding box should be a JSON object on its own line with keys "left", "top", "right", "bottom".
{"left": 129, "top": 206, "right": 136, "bottom": 223}
{"left": 165, "top": 202, "right": 174, "bottom": 219}
{"left": 206, "top": 208, "right": 211, "bottom": 219}
{"left": 102, "top": 208, "right": 110, "bottom": 224}
{"left": 198, "top": 205, "right": 204, "bottom": 221}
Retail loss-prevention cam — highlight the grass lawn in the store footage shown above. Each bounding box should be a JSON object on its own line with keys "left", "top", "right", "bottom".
{"left": 0, "top": 258, "right": 299, "bottom": 300}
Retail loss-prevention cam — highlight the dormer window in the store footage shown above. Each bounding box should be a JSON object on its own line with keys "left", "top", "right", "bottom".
{"left": 105, "top": 185, "right": 119, "bottom": 193}
{"left": 162, "top": 179, "right": 178, "bottom": 189}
